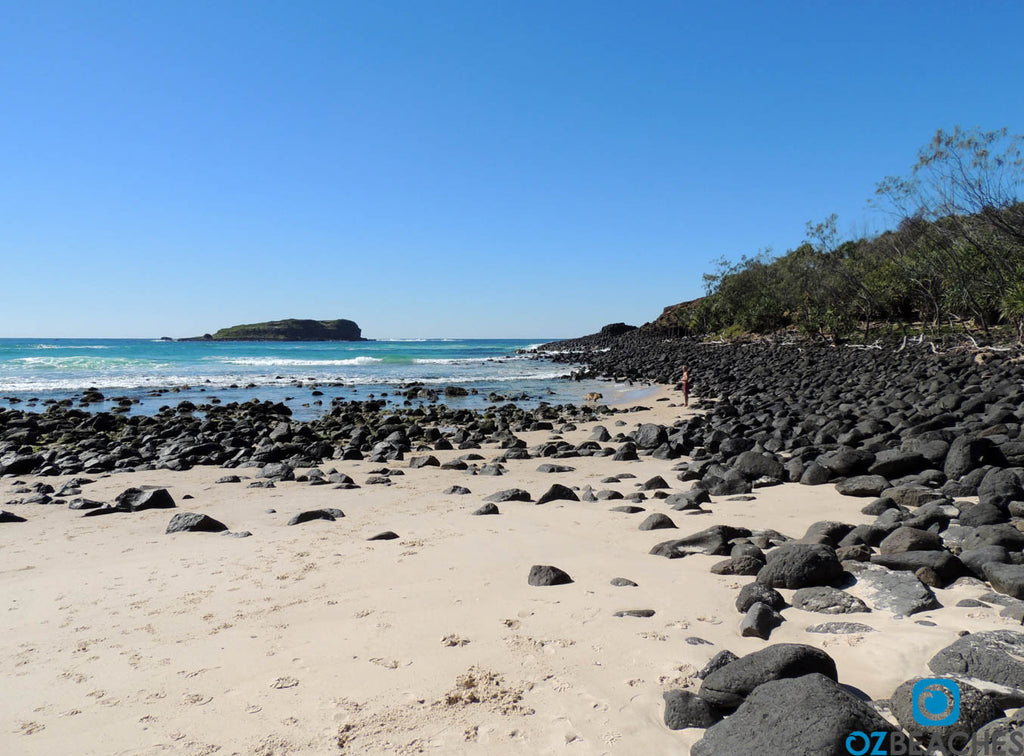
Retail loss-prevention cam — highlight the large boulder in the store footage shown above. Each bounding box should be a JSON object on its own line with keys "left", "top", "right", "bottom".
{"left": 740, "top": 602, "right": 783, "bottom": 639}
{"left": 731, "top": 451, "right": 784, "bottom": 482}
{"left": 528, "top": 565, "right": 573, "bottom": 586}
{"left": 878, "top": 526, "right": 944, "bottom": 554}
{"left": 978, "top": 468, "right": 1024, "bottom": 507}
{"left": 0, "top": 453, "right": 43, "bottom": 476}
{"left": 736, "top": 582, "right": 785, "bottom": 613}
{"left": 115, "top": 487, "right": 176, "bottom": 512}
{"left": 959, "top": 502, "right": 1008, "bottom": 527}
{"left": 662, "top": 690, "right": 723, "bottom": 730}
{"left": 485, "top": 488, "right": 532, "bottom": 502}
{"left": 945, "top": 436, "right": 996, "bottom": 480}
{"left": 963, "top": 524, "right": 1024, "bottom": 552}
{"left": 968, "top": 715, "right": 1024, "bottom": 754}
{"left": 869, "top": 449, "right": 928, "bottom": 478}
{"left": 536, "top": 484, "right": 579, "bottom": 505}
{"left": 698, "top": 643, "right": 838, "bottom": 709}
{"left": 835, "top": 475, "right": 889, "bottom": 497}
{"left": 633, "top": 423, "right": 668, "bottom": 449}
{"left": 408, "top": 455, "right": 440, "bottom": 469}
{"left": 756, "top": 543, "right": 843, "bottom": 589}
{"left": 287, "top": 508, "right": 344, "bottom": 525}
{"left": 639, "top": 513, "right": 676, "bottom": 531}
{"left": 929, "top": 631, "right": 1024, "bottom": 689}
{"left": 259, "top": 462, "right": 295, "bottom": 481}
{"left": 166, "top": 512, "right": 228, "bottom": 534}
{"left": 664, "top": 489, "right": 710, "bottom": 510}
{"left": 959, "top": 546, "right": 1011, "bottom": 580}
{"left": 883, "top": 486, "right": 946, "bottom": 508}
{"left": 800, "top": 521, "right": 855, "bottom": 547}
{"left": 791, "top": 586, "right": 869, "bottom": 614}
{"left": 984, "top": 563, "right": 1024, "bottom": 600}
{"left": 846, "top": 562, "right": 940, "bottom": 616}
{"left": 692, "top": 674, "right": 897, "bottom": 756}
{"left": 650, "top": 525, "right": 751, "bottom": 559}
{"left": 818, "top": 447, "right": 874, "bottom": 476}
{"left": 870, "top": 550, "right": 965, "bottom": 585}
{"left": 701, "top": 468, "right": 752, "bottom": 496}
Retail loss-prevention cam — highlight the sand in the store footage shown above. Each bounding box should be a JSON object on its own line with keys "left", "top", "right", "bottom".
{"left": 1, "top": 386, "right": 1016, "bottom": 754}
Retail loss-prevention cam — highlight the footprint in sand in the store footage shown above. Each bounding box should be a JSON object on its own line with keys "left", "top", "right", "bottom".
{"left": 369, "top": 658, "right": 401, "bottom": 669}
{"left": 179, "top": 668, "right": 210, "bottom": 679}
{"left": 638, "top": 631, "right": 668, "bottom": 641}
{"left": 182, "top": 693, "right": 213, "bottom": 706}
{"left": 270, "top": 676, "right": 299, "bottom": 689}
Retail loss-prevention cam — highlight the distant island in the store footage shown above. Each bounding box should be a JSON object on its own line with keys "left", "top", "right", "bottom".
{"left": 183, "top": 319, "right": 367, "bottom": 341}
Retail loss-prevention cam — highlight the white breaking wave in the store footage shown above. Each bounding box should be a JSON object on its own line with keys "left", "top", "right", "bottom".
{"left": 8, "top": 356, "right": 170, "bottom": 369}
{"left": 34, "top": 344, "right": 110, "bottom": 350}
{"left": 219, "top": 356, "right": 384, "bottom": 367}
{"left": 0, "top": 369, "right": 573, "bottom": 392}
{"left": 411, "top": 357, "right": 495, "bottom": 365}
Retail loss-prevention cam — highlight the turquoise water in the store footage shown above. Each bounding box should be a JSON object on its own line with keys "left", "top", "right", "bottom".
{"left": 0, "top": 338, "right": 621, "bottom": 418}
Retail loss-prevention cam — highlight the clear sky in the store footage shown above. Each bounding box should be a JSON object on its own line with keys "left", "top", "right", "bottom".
{"left": 2, "top": 1, "right": 1023, "bottom": 339}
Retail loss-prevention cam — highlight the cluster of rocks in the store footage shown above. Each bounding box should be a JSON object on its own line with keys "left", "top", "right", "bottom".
{"left": 657, "top": 631, "right": 1024, "bottom": 755}
{"left": 533, "top": 332, "right": 1024, "bottom": 600}
{"left": 0, "top": 397, "right": 613, "bottom": 480}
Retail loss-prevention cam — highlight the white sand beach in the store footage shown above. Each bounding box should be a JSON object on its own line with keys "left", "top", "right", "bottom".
{"left": 2, "top": 387, "right": 1015, "bottom": 755}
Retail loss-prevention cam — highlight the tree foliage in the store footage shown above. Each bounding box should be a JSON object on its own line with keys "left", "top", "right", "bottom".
{"left": 668, "top": 127, "right": 1024, "bottom": 341}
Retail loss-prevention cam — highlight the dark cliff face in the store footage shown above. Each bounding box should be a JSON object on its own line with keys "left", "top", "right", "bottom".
{"left": 189, "top": 319, "right": 365, "bottom": 341}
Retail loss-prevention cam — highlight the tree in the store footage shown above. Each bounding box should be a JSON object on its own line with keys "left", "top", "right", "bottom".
{"left": 876, "top": 127, "right": 1024, "bottom": 332}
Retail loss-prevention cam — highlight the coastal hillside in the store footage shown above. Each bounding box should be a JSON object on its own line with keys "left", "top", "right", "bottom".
{"left": 187, "top": 318, "right": 365, "bottom": 341}
{"left": 649, "top": 127, "right": 1024, "bottom": 342}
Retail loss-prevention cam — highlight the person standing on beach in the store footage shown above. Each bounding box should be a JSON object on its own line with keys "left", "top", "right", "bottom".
{"left": 681, "top": 365, "right": 690, "bottom": 407}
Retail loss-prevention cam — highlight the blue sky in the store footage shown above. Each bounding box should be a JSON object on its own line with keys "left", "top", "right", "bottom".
{"left": 2, "top": 1, "right": 1023, "bottom": 338}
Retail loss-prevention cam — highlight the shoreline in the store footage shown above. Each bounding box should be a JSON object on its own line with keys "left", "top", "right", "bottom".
{"left": 6, "top": 335, "right": 1024, "bottom": 752}
{"left": 7, "top": 391, "right": 1016, "bottom": 755}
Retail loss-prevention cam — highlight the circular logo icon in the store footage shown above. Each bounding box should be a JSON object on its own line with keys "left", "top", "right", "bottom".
{"left": 911, "top": 678, "right": 961, "bottom": 727}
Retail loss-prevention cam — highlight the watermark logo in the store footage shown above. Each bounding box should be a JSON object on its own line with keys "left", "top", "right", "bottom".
{"left": 912, "top": 678, "right": 961, "bottom": 728}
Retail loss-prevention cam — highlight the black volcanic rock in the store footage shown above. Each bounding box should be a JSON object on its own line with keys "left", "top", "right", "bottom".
{"left": 115, "top": 487, "right": 176, "bottom": 512}
{"left": 756, "top": 543, "right": 842, "bottom": 589}
{"left": 929, "top": 630, "right": 1024, "bottom": 688}
{"left": 528, "top": 565, "right": 573, "bottom": 586}
{"left": 698, "top": 643, "right": 838, "bottom": 709}
{"left": 287, "top": 508, "right": 344, "bottom": 525}
{"left": 166, "top": 512, "right": 228, "bottom": 533}
{"left": 663, "top": 690, "right": 723, "bottom": 730}
{"left": 691, "top": 673, "right": 897, "bottom": 756}
{"left": 536, "top": 484, "right": 578, "bottom": 505}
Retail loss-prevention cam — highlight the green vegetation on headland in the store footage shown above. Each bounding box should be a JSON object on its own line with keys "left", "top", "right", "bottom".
{"left": 184, "top": 319, "right": 365, "bottom": 341}
{"left": 652, "top": 127, "right": 1024, "bottom": 343}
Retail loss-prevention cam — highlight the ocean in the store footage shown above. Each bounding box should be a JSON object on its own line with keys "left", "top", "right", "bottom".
{"left": 0, "top": 338, "right": 639, "bottom": 420}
